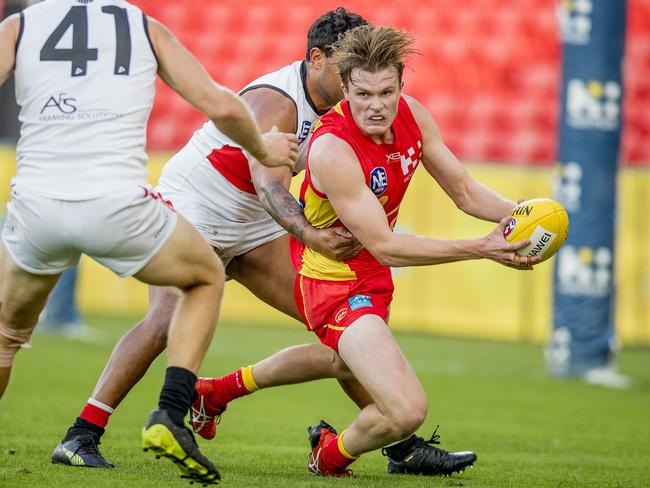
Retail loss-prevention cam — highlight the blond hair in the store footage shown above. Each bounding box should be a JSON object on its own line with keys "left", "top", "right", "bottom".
{"left": 334, "top": 25, "right": 418, "bottom": 86}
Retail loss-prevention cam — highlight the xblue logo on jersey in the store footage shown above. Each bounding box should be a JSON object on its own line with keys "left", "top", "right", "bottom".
{"left": 348, "top": 294, "right": 372, "bottom": 310}
{"left": 298, "top": 120, "right": 312, "bottom": 143}
{"left": 370, "top": 167, "right": 388, "bottom": 196}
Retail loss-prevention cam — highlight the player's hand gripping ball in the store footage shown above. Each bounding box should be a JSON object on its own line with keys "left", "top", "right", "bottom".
{"left": 503, "top": 198, "right": 569, "bottom": 263}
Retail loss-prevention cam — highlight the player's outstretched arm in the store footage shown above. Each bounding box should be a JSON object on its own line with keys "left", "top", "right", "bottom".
{"left": 146, "top": 17, "right": 297, "bottom": 170}
{"left": 0, "top": 14, "right": 19, "bottom": 86}
{"left": 309, "top": 134, "right": 534, "bottom": 269}
{"left": 405, "top": 96, "right": 515, "bottom": 222}
{"left": 244, "top": 88, "right": 361, "bottom": 260}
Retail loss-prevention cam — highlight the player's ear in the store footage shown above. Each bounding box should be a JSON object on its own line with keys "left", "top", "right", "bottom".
{"left": 309, "top": 47, "right": 325, "bottom": 69}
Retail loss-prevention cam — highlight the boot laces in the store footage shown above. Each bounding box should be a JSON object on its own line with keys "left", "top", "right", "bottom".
{"left": 191, "top": 396, "right": 222, "bottom": 432}
{"left": 423, "top": 425, "right": 441, "bottom": 445}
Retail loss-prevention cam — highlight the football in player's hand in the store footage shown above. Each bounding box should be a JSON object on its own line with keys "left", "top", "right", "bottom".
{"left": 503, "top": 198, "right": 569, "bottom": 263}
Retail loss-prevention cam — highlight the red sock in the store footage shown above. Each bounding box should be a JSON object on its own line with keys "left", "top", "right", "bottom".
{"left": 206, "top": 365, "right": 259, "bottom": 407}
{"left": 319, "top": 433, "right": 358, "bottom": 474}
{"left": 79, "top": 399, "right": 113, "bottom": 429}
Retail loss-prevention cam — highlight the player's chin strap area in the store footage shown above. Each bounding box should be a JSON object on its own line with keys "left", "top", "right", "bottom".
{"left": 0, "top": 320, "right": 35, "bottom": 367}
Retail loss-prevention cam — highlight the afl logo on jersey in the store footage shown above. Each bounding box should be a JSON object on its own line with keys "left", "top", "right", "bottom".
{"left": 370, "top": 167, "right": 388, "bottom": 196}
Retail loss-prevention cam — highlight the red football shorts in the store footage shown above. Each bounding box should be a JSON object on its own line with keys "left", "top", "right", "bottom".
{"left": 294, "top": 268, "right": 394, "bottom": 351}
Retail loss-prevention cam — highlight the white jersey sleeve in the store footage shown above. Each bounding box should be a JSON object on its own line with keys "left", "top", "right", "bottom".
{"left": 13, "top": 0, "right": 158, "bottom": 200}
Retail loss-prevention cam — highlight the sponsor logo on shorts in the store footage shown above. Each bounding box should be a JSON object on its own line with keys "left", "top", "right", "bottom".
{"left": 348, "top": 294, "right": 372, "bottom": 310}
{"left": 334, "top": 308, "right": 348, "bottom": 324}
{"left": 370, "top": 167, "right": 388, "bottom": 196}
{"left": 503, "top": 218, "right": 516, "bottom": 238}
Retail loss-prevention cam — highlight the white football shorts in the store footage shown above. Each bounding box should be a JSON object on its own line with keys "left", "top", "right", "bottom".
{"left": 157, "top": 141, "right": 287, "bottom": 269}
{"left": 2, "top": 184, "right": 177, "bottom": 277}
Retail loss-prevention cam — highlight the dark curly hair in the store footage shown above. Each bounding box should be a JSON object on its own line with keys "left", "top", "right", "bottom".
{"left": 305, "top": 7, "right": 368, "bottom": 61}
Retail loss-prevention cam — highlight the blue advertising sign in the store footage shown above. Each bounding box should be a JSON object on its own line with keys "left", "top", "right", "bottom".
{"left": 548, "top": 0, "right": 627, "bottom": 376}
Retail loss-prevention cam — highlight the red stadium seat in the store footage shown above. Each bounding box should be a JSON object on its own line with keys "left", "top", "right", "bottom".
{"left": 128, "top": 0, "right": 650, "bottom": 165}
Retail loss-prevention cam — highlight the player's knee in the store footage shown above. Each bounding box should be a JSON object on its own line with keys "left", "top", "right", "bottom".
{"left": 311, "top": 344, "right": 352, "bottom": 380}
{"left": 196, "top": 253, "right": 225, "bottom": 288}
{"left": 181, "top": 254, "right": 224, "bottom": 292}
{"left": 389, "top": 414, "right": 426, "bottom": 441}
{"left": 396, "top": 404, "right": 428, "bottom": 438}
{"left": 0, "top": 321, "right": 35, "bottom": 368}
{"left": 388, "top": 396, "right": 428, "bottom": 439}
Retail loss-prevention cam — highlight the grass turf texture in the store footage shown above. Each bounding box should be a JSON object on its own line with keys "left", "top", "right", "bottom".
{"left": 0, "top": 314, "right": 648, "bottom": 488}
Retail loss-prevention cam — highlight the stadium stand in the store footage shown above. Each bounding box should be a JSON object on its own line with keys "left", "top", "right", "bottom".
{"left": 131, "top": 0, "right": 649, "bottom": 166}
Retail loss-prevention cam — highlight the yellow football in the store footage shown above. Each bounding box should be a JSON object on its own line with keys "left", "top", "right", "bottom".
{"left": 503, "top": 198, "right": 569, "bottom": 263}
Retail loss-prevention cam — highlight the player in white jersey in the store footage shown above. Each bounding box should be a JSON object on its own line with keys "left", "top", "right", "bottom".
{"left": 53, "top": 7, "right": 481, "bottom": 479}
{"left": 157, "top": 60, "right": 325, "bottom": 267}
{"left": 50, "top": 6, "right": 386, "bottom": 470}
{"left": 0, "top": 0, "right": 297, "bottom": 484}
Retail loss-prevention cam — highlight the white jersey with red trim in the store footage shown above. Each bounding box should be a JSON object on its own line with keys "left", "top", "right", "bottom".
{"left": 14, "top": 0, "right": 157, "bottom": 200}
{"left": 186, "top": 60, "right": 320, "bottom": 194}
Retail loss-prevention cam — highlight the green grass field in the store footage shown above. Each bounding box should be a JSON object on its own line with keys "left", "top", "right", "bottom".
{"left": 0, "top": 315, "right": 648, "bottom": 488}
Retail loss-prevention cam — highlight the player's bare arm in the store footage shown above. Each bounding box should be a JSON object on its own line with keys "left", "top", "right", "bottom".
{"left": 405, "top": 95, "right": 515, "bottom": 221}
{"left": 146, "top": 17, "right": 297, "bottom": 170}
{"left": 0, "top": 14, "right": 19, "bottom": 86}
{"left": 244, "top": 88, "right": 361, "bottom": 260}
{"left": 309, "top": 134, "right": 533, "bottom": 268}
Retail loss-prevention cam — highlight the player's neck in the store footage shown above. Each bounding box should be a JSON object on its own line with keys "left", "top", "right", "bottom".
{"left": 357, "top": 122, "right": 395, "bottom": 145}
{"left": 370, "top": 130, "right": 395, "bottom": 144}
{"left": 305, "top": 70, "right": 333, "bottom": 115}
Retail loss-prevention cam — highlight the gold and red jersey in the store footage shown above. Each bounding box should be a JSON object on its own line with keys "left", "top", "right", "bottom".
{"left": 290, "top": 97, "right": 423, "bottom": 281}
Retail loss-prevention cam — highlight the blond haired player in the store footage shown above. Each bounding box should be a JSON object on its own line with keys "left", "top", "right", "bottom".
{"left": 50, "top": 6, "right": 373, "bottom": 470}
{"left": 0, "top": 0, "right": 296, "bottom": 484}
{"left": 202, "top": 25, "right": 540, "bottom": 478}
